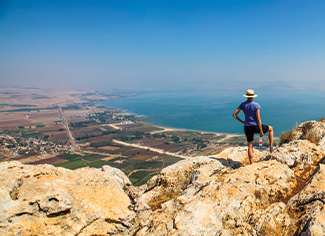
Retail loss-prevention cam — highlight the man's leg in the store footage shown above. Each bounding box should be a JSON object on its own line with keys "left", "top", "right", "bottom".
{"left": 248, "top": 141, "right": 254, "bottom": 164}
{"left": 268, "top": 126, "right": 274, "bottom": 148}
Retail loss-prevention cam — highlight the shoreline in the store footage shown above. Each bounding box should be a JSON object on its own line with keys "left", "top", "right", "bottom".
{"left": 144, "top": 122, "right": 279, "bottom": 139}
{"left": 142, "top": 121, "right": 244, "bottom": 138}
{"left": 99, "top": 102, "right": 245, "bottom": 137}
{"left": 100, "top": 104, "right": 278, "bottom": 139}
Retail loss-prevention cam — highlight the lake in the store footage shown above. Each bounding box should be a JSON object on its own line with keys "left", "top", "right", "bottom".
{"left": 101, "top": 88, "right": 325, "bottom": 136}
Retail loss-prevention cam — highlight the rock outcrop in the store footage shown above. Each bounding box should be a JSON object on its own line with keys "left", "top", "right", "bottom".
{"left": 0, "top": 162, "right": 134, "bottom": 235}
{"left": 1, "top": 120, "right": 325, "bottom": 235}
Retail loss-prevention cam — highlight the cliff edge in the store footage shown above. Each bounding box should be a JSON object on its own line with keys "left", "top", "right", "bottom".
{"left": 1, "top": 120, "right": 325, "bottom": 236}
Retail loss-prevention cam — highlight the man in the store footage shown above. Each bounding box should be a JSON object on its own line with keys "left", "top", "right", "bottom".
{"left": 233, "top": 89, "right": 274, "bottom": 164}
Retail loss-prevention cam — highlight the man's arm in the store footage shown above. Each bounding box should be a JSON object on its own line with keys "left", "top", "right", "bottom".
{"left": 256, "top": 109, "right": 263, "bottom": 137}
{"left": 233, "top": 108, "right": 244, "bottom": 124}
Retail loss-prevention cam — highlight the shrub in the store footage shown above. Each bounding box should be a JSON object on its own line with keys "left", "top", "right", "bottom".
{"left": 301, "top": 121, "right": 314, "bottom": 134}
{"left": 279, "top": 130, "right": 297, "bottom": 146}
{"left": 319, "top": 117, "right": 325, "bottom": 122}
{"left": 305, "top": 130, "right": 322, "bottom": 144}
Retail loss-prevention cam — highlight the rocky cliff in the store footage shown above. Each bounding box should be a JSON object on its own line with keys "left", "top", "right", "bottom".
{"left": 1, "top": 120, "right": 325, "bottom": 236}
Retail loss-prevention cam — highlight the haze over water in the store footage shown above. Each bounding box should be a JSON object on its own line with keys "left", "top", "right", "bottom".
{"left": 102, "top": 88, "right": 325, "bottom": 136}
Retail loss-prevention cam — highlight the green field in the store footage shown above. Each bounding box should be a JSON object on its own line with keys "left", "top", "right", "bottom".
{"left": 54, "top": 159, "right": 87, "bottom": 168}
{"left": 22, "top": 132, "right": 43, "bottom": 137}
{"left": 62, "top": 105, "right": 80, "bottom": 110}
{"left": 6, "top": 128, "right": 25, "bottom": 133}
{"left": 53, "top": 153, "right": 118, "bottom": 170}
{"left": 42, "top": 129, "right": 66, "bottom": 132}
{"left": 136, "top": 161, "right": 164, "bottom": 169}
{"left": 129, "top": 171, "right": 157, "bottom": 186}
{"left": 88, "top": 160, "right": 109, "bottom": 168}
{"left": 11, "top": 104, "right": 36, "bottom": 107}
{"left": 82, "top": 154, "right": 107, "bottom": 161}
{"left": 56, "top": 153, "right": 84, "bottom": 161}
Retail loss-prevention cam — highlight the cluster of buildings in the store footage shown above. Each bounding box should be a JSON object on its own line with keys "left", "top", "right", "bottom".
{"left": 0, "top": 134, "right": 72, "bottom": 159}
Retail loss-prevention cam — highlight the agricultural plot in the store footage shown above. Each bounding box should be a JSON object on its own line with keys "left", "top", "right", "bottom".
{"left": 26, "top": 110, "right": 61, "bottom": 125}
{"left": 49, "top": 132, "right": 68, "bottom": 141}
{"left": 53, "top": 153, "right": 113, "bottom": 170}
{"left": 25, "top": 124, "right": 65, "bottom": 132}
{"left": 97, "top": 146, "right": 120, "bottom": 151}
{"left": 88, "top": 135, "right": 113, "bottom": 142}
{"left": 129, "top": 171, "right": 157, "bottom": 186}
{"left": 108, "top": 154, "right": 182, "bottom": 176}
{"left": 137, "top": 139, "right": 170, "bottom": 146}
{"left": 0, "top": 118, "right": 29, "bottom": 130}
{"left": 28, "top": 156, "right": 68, "bottom": 165}
{"left": 127, "top": 149, "right": 162, "bottom": 156}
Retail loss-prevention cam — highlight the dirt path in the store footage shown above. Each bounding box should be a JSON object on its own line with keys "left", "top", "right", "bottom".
{"left": 108, "top": 124, "right": 122, "bottom": 130}
{"left": 216, "top": 134, "right": 242, "bottom": 143}
{"left": 113, "top": 139, "right": 189, "bottom": 159}
{"left": 150, "top": 127, "right": 177, "bottom": 134}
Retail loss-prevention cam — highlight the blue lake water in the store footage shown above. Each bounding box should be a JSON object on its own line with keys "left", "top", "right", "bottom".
{"left": 101, "top": 89, "right": 325, "bottom": 136}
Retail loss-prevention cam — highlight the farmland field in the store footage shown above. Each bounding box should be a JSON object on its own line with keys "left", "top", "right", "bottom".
{"left": 28, "top": 156, "right": 68, "bottom": 165}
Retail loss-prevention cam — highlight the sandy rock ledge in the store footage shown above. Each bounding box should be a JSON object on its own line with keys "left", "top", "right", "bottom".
{"left": 2, "top": 120, "right": 325, "bottom": 235}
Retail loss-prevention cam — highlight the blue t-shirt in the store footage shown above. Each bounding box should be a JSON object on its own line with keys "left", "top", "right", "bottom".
{"left": 239, "top": 100, "right": 260, "bottom": 126}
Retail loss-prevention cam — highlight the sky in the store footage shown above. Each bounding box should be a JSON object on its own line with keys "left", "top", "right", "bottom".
{"left": 1, "top": 0, "right": 325, "bottom": 90}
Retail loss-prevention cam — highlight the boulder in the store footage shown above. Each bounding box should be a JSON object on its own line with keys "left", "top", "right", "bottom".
{"left": 264, "top": 140, "right": 325, "bottom": 168}
{"left": 213, "top": 146, "right": 263, "bottom": 165}
{"left": 0, "top": 161, "right": 134, "bottom": 236}
{"left": 138, "top": 156, "right": 228, "bottom": 211}
{"left": 131, "top": 160, "right": 297, "bottom": 235}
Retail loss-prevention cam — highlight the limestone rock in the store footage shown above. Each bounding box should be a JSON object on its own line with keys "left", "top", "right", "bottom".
{"left": 139, "top": 156, "right": 227, "bottom": 211}
{"left": 250, "top": 202, "right": 291, "bottom": 235}
{"left": 287, "top": 164, "right": 325, "bottom": 235}
{"left": 264, "top": 140, "right": 325, "bottom": 168}
{"left": 2, "top": 120, "right": 325, "bottom": 236}
{"left": 214, "top": 146, "right": 263, "bottom": 165}
{"left": 102, "top": 164, "right": 132, "bottom": 190}
{"left": 131, "top": 159, "right": 297, "bottom": 235}
{"left": 0, "top": 161, "right": 134, "bottom": 236}
{"left": 199, "top": 160, "right": 296, "bottom": 235}
{"left": 173, "top": 199, "right": 223, "bottom": 236}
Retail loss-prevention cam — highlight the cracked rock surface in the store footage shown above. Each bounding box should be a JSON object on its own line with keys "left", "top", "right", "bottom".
{"left": 0, "top": 162, "right": 134, "bottom": 235}
{"left": 1, "top": 120, "right": 325, "bottom": 235}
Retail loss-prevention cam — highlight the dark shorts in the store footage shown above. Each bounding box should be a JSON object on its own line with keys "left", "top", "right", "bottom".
{"left": 244, "top": 125, "right": 270, "bottom": 142}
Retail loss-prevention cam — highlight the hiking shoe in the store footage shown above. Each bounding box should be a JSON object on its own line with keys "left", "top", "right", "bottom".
{"left": 270, "top": 146, "right": 276, "bottom": 153}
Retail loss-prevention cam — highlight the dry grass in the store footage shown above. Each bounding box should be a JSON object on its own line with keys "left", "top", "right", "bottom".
{"left": 305, "top": 130, "right": 322, "bottom": 144}
{"left": 279, "top": 130, "right": 297, "bottom": 146}
{"left": 301, "top": 121, "right": 314, "bottom": 134}
{"left": 298, "top": 121, "right": 323, "bottom": 144}
{"left": 319, "top": 117, "right": 325, "bottom": 122}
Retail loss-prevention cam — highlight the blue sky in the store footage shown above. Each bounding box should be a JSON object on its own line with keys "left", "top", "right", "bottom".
{"left": 1, "top": 0, "right": 325, "bottom": 90}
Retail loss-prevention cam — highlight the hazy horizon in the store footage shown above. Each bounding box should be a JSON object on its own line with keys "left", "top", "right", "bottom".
{"left": 1, "top": 1, "right": 325, "bottom": 90}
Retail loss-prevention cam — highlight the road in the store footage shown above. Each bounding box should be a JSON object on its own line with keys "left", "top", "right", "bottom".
{"left": 59, "top": 108, "right": 80, "bottom": 151}
{"left": 112, "top": 139, "right": 189, "bottom": 159}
